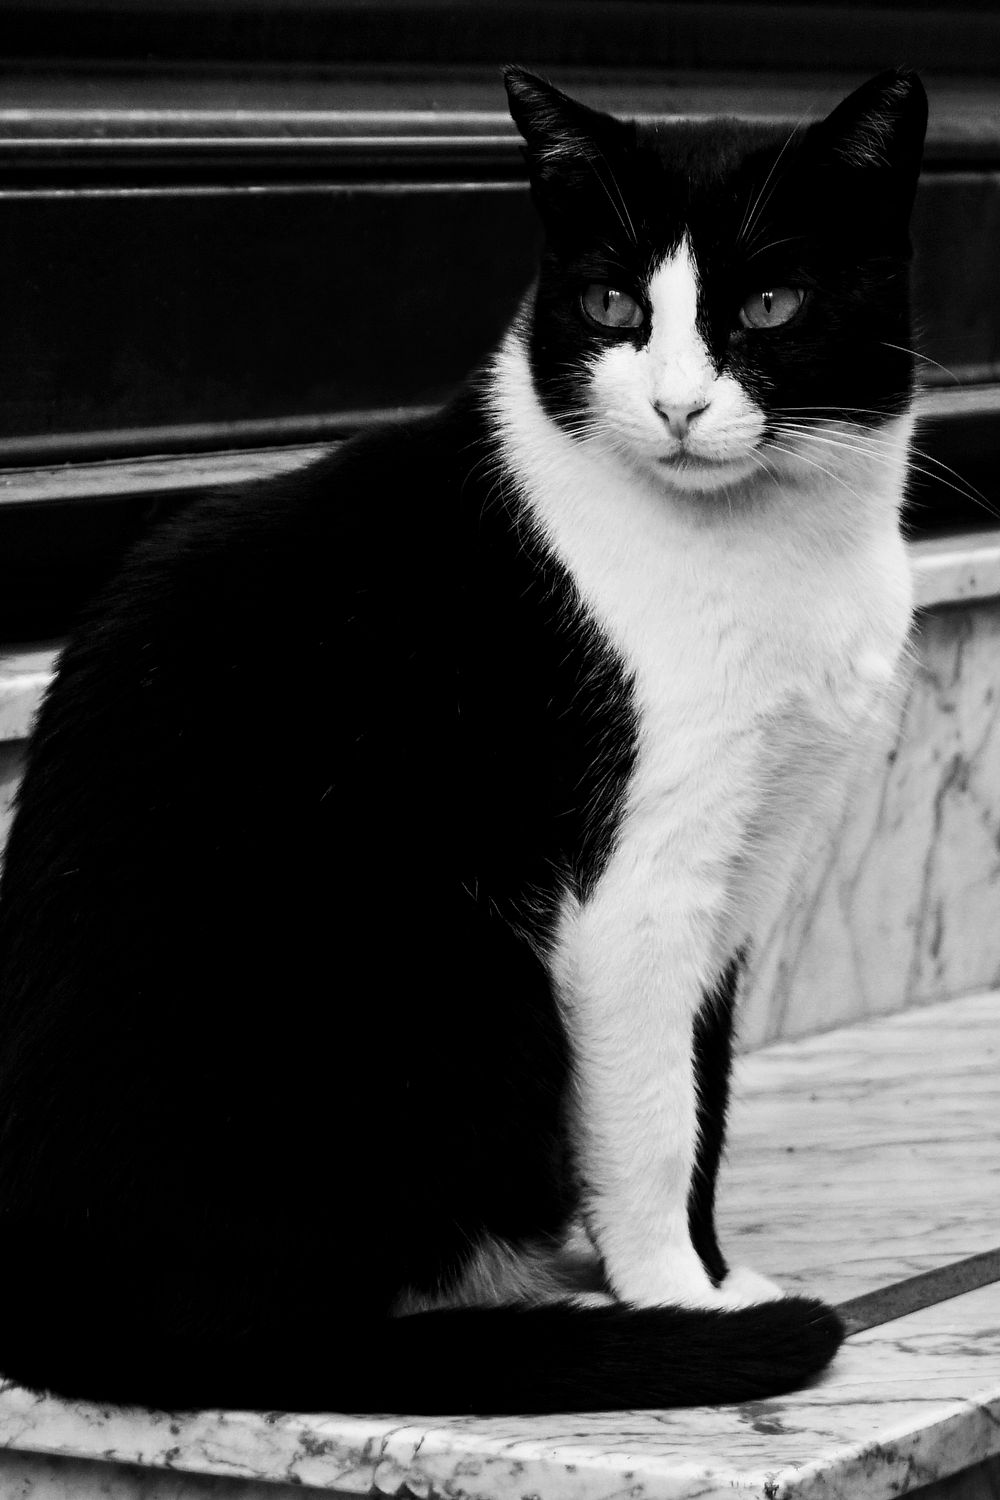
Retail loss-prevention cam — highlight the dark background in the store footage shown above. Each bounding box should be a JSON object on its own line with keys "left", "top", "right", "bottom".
{"left": 1, "top": 1, "right": 998, "bottom": 637}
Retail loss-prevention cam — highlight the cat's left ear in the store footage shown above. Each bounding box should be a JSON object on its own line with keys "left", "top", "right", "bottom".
{"left": 809, "top": 69, "right": 928, "bottom": 220}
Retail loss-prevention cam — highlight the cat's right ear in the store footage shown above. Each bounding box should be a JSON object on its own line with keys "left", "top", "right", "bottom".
{"left": 503, "top": 67, "right": 628, "bottom": 215}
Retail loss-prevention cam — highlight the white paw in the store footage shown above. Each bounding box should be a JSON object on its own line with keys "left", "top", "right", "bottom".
{"left": 612, "top": 1246, "right": 736, "bottom": 1311}
{"left": 570, "top": 1290, "right": 618, "bottom": 1310}
{"left": 717, "top": 1265, "right": 787, "bottom": 1307}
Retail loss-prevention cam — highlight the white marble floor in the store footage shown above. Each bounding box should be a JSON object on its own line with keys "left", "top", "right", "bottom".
{"left": 719, "top": 989, "right": 1000, "bottom": 1299}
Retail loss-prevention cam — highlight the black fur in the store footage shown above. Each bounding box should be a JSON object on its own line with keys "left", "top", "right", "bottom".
{"left": 0, "top": 67, "right": 926, "bottom": 1415}
{"left": 688, "top": 955, "right": 742, "bottom": 1287}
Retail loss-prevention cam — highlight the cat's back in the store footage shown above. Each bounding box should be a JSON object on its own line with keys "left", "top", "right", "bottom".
{"left": 0, "top": 406, "right": 499, "bottom": 1214}
{"left": 69, "top": 413, "right": 463, "bottom": 669}
{"left": 14, "top": 409, "right": 480, "bottom": 793}
{"left": 0, "top": 410, "right": 482, "bottom": 992}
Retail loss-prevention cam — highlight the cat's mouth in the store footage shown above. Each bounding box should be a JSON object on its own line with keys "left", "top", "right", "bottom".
{"left": 654, "top": 449, "right": 759, "bottom": 490}
{"left": 657, "top": 451, "right": 731, "bottom": 469}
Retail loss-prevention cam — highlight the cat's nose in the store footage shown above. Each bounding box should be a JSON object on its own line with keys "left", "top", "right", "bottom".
{"left": 653, "top": 400, "right": 710, "bottom": 441}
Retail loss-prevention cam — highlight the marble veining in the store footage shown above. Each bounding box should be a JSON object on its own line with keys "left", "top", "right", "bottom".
{"left": 0, "top": 990, "right": 996, "bottom": 1500}
{"left": 740, "top": 601, "right": 1000, "bottom": 1046}
{"left": 720, "top": 990, "right": 1000, "bottom": 1299}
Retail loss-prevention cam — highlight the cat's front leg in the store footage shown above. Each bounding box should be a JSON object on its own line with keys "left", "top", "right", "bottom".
{"left": 555, "top": 876, "right": 736, "bottom": 1311}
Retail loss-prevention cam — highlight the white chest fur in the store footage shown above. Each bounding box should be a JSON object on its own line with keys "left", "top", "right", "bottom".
{"left": 491, "top": 333, "right": 913, "bottom": 954}
{"left": 488, "top": 332, "right": 914, "bottom": 1308}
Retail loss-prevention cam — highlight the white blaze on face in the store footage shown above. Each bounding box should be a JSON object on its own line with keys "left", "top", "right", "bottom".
{"left": 587, "top": 235, "right": 766, "bottom": 491}
{"left": 644, "top": 239, "right": 715, "bottom": 415}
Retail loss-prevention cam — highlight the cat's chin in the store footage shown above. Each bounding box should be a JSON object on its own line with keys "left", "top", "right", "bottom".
{"left": 647, "top": 451, "right": 761, "bottom": 495}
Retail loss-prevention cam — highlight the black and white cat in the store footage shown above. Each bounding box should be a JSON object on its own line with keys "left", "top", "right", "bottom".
{"left": 0, "top": 66, "right": 926, "bottom": 1414}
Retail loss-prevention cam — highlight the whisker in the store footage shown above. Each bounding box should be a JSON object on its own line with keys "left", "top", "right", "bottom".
{"left": 600, "top": 159, "right": 638, "bottom": 248}
{"left": 763, "top": 439, "right": 872, "bottom": 507}
{"left": 738, "top": 130, "right": 794, "bottom": 248}
{"left": 770, "top": 421, "right": 1000, "bottom": 522}
{"left": 770, "top": 421, "right": 896, "bottom": 452}
{"left": 881, "top": 342, "right": 963, "bottom": 385}
{"left": 581, "top": 151, "right": 638, "bottom": 248}
{"left": 773, "top": 403, "right": 912, "bottom": 420}
{"left": 745, "top": 234, "right": 806, "bottom": 263}
{"left": 737, "top": 110, "right": 814, "bottom": 251}
{"left": 772, "top": 414, "right": 993, "bottom": 496}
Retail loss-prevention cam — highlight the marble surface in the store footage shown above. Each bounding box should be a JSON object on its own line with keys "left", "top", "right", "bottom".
{"left": 0, "top": 740, "right": 26, "bottom": 857}
{"left": 719, "top": 990, "right": 1000, "bottom": 1300}
{"left": 0, "top": 642, "right": 57, "bottom": 742}
{"left": 0, "top": 990, "right": 996, "bottom": 1500}
{"left": 911, "top": 531, "right": 1000, "bottom": 610}
{"left": 740, "top": 597, "right": 1000, "bottom": 1046}
{"left": 914, "top": 1457, "right": 1000, "bottom": 1500}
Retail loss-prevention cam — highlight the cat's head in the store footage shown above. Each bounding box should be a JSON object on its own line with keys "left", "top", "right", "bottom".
{"left": 504, "top": 68, "right": 927, "bottom": 496}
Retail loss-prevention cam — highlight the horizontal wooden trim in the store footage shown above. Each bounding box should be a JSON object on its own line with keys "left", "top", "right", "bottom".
{"left": 0, "top": 74, "right": 998, "bottom": 177}
{"left": 0, "top": 174, "right": 528, "bottom": 199}
{"left": 913, "top": 384, "right": 1000, "bottom": 420}
{"left": 0, "top": 408, "right": 439, "bottom": 472}
{"left": 0, "top": 441, "right": 324, "bottom": 507}
{"left": 0, "top": 2, "right": 998, "bottom": 80}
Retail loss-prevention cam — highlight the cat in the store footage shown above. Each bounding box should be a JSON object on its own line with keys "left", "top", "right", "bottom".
{"left": 0, "top": 64, "right": 926, "bottom": 1416}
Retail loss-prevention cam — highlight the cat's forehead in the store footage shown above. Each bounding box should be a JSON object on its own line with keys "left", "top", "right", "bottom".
{"left": 588, "top": 117, "right": 803, "bottom": 267}
{"left": 635, "top": 116, "right": 792, "bottom": 184}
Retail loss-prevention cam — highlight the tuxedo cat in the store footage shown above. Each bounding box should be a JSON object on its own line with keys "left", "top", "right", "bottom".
{"left": 0, "top": 66, "right": 925, "bottom": 1415}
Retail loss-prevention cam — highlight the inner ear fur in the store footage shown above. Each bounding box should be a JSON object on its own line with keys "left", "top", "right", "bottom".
{"left": 811, "top": 70, "right": 927, "bottom": 190}
{"left": 503, "top": 66, "right": 632, "bottom": 187}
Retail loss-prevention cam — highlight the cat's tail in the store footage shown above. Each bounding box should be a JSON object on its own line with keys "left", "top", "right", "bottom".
{"left": 330, "top": 1297, "right": 845, "bottom": 1414}
{"left": 2, "top": 1296, "right": 843, "bottom": 1415}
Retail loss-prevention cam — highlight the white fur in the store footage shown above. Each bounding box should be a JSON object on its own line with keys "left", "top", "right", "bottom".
{"left": 487, "top": 251, "right": 914, "bottom": 1310}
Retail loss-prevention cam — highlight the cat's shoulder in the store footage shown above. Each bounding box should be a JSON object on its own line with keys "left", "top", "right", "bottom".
{"left": 81, "top": 401, "right": 490, "bottom": 632}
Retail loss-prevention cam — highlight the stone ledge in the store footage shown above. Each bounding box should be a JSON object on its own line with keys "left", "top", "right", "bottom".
{"left": 0, "top": 991, "right": 996, "bottom": 1500}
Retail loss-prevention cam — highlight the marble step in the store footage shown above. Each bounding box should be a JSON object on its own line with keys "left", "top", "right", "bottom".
{"left": 0, "top": 988, "right": 996, "bottom": 1500}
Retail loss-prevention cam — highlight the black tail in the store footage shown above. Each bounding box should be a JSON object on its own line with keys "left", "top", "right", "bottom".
{"left": 3, "top": 1298, "right": 843, "bottom": 1415}
{"left": 350, "top": 1298, "right": 845, "bottom": 1414}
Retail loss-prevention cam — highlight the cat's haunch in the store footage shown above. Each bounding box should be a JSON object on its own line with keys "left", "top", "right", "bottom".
{"left": 0, "top": 66, "right": 925, "bottom": 1414}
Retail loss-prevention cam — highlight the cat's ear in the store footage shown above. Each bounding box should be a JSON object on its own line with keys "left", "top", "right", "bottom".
{"left": 503, "top": 66, "right": 631, "bottom": 220}
{"left": 504, "top": 67, "right": 615, "bottom": 164}
{"left": 810, "top": 70, "right": 927, "bottom": 219}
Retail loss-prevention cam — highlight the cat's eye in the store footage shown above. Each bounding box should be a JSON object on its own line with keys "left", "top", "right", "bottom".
{"left": 738, "top": 287, "right": 805, "bottom": 330}
{"left": 581, "top": 283, "right": 645, "bottom": 331}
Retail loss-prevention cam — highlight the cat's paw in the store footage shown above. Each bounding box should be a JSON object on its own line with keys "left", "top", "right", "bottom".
{"left": 717, "top": 1265, "right": 787, "bottom": 1306}
{"left": 611, "top": 1247, "right": 738, "bottom": 1311}
{"left": 570, "top": 1290, "right": 618, "bottom": 1309}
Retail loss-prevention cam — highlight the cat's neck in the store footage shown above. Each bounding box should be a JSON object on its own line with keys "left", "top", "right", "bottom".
{"left": 484, "top": 326, "right": 915, "bottom": 703}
